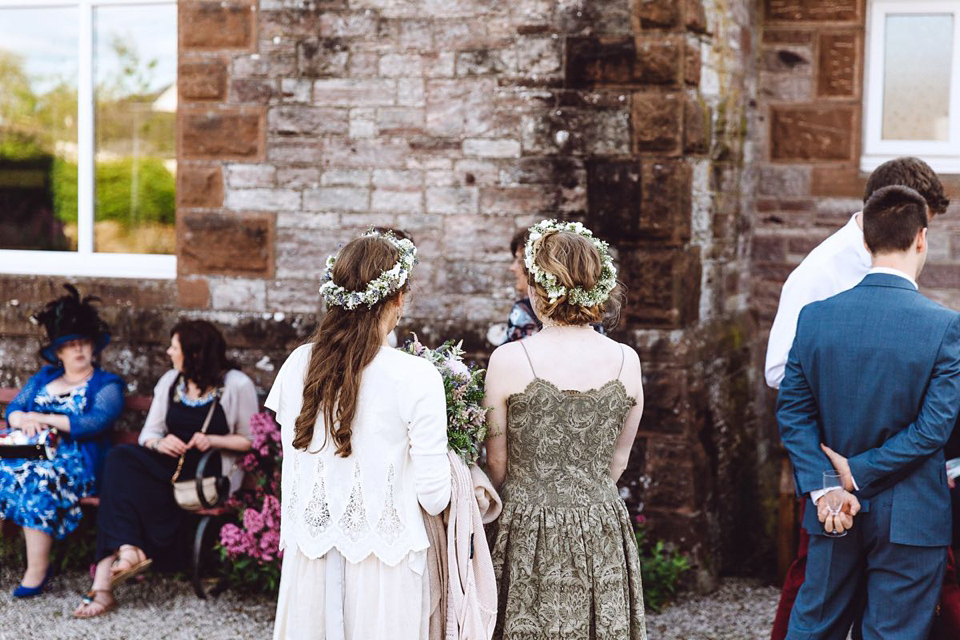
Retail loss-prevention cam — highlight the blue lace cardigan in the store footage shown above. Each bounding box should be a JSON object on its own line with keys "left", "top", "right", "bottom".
{"left": 5, "top": 366, "right": 125, "bottom": 492}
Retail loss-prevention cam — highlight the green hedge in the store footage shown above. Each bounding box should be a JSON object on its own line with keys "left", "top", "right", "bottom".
{"left": 52, "top": 157, "right": 175, "bottom": 227}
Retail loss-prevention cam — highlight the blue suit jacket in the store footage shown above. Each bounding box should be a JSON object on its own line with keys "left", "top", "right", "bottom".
{"left": 778, "top": 272, "right": 960, "bottom": 546}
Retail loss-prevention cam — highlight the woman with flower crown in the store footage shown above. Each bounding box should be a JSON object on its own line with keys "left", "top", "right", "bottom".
{"left": 485, "top": 220, "right": 647, "bottom": 639}
{"left": 267, "top": 230, "right": 451, "bottom": 640}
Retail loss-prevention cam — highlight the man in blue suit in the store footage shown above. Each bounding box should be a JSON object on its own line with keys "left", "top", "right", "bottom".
{"left": 778, "top": 185, "right": 960, "bottom": 640}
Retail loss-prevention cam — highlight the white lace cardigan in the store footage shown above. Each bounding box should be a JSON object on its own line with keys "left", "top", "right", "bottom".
{"left": 266, "top": 344, "right": 451, "bottom": 566}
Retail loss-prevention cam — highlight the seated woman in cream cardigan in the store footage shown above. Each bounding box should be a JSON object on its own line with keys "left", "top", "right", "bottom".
{"left": 267, "top": 230, "right": 451, "bottom": 640}
{"left": 74, "top": 319, "right": 257, "bottom": 618}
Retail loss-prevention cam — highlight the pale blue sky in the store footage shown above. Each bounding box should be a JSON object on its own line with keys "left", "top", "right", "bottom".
{"left": 0, "top": 4, "right": 176, "bottom": 95}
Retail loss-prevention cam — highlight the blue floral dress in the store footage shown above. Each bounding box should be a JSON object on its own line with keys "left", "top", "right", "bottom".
{"left": 0, "top": 385, "right": 96, "bottom": 539}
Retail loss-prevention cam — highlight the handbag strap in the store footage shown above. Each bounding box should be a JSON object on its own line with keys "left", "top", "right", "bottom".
{"left": 171, "top": 390, "right": 220, "bottom": 485}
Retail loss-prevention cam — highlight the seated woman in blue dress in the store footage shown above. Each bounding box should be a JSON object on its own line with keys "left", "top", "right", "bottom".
{"left": 74, "top": 319, "right": 257, "bottom": 618}
{"left": 0, "top": 285, "right": 124, "bottom": 598}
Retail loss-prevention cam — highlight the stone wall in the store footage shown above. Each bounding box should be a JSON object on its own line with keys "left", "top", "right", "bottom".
{"left": 0, "top": 0, "right": 771, "bottom": 586}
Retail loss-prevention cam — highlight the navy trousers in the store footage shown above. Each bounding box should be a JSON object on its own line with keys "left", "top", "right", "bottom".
{"left": 787, "top": 490, "right": 946, "bottom": 640}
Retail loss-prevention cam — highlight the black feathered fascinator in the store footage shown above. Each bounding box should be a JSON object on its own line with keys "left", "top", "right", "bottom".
{"left": 32, "top": 284, "right": 111, "bottom": 364}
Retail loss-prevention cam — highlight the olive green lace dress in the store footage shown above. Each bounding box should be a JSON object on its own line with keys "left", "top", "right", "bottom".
{"left": 490, "top": 347, "right": 647, "bottom": 640}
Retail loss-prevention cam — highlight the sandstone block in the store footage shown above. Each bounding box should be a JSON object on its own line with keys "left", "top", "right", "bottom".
{"left": 810, "top": 165, "right": 865, "bottom": 198}
{"left": 313, "top": 79, "right": 397, "bottom": 107}
{"left": 267, "top": 138, "right": 324, "bottom": 164}
{"left": 683, "top": 94, "right": 709, "bottom": 154}
{"left": 226, "top": 164, "right": 277, "bottom": 189}
{"left": 379, "top": 53, "right": 424, "bottom": 77}
{"left": 181, "top": 110, "right": 264, "bottom": 161}
{"left": 515, "top": 37, "right": 562, "bottom": 77}
{"left": 298, "top": 39, "right": 349, "bottom": 78}
{"left": 636, "top": 37, "right": 681, "bottom": 85}
{"left": 268, "top": 106, "right": 349, "bottom": 136}
{"left": 619, "top": 246, "right": 701, "bottom": 327}
{"left": 319, "top": 12, "right": 380, "bottom": 38}
{"left": 177, "top": 277, "right": 210, "bottom": 309}
{"left": 641, "top": 159, "right": 692, "bottom": 242}
{"left": 178, "top": 164, "right": 223, "bottom": 208}
{"left": 765, "top": 0, "right": 859, "bottom": 22}
{"left": 632, "top": 93, "right": 682, "bottom": 154}
{"left": 179, "top": 61, "right": 227, "bottom": 101}
{"left": 818, "top": 32, "right": 859, "bottom": 98}
{"left": 280, "top": 79, "right": 312, "bottom": 103}
{"left": 757, "top": 165, "right": 811, "bottom": 197}
{"left": 303, "top": 187, "right": 370, "bottom": 212}
{"left": 426, "top": 187, "right": 480, "bottom": 214}
{"left": 180, "top": 1, "right": 255, "bottom": 51}
{"left": 684, "top": 39, "right": 701, "bottom": 85}
{"left": 565, "top": 37, "right": 635, "bottom": 87}
{"left": 751, "top": 235, "right": 787, "bottom": 263}
{"left": 321, "top": 169, "right": 371, "bottom": 187}
{"left": 637, "top": 0, "right": 679, "bottom": 29}
{"left": 230, "top": 78, "right": 278, "bottom": 104}
{"left": 522, "top": 109, "right": 631, "bottom": 156}
{"left": 372, "top": 169, "right": 422, "bottom": 189}
{"left": 378, "top": 108, "right": 425, "bottom": 134}
{"left": 277, "top": 168, "right": 321, "bottom": 189}
{"left": 179, "top": 212, "right": 274, "bottom": 277}
{"left": 209, "top": 277, "right": 267, "bottom": 311}
{"left": 770, "top": 106, "right": 855, "bottom": 161}
{"left": 371, "top": 189, "right": 423, "bottom": 213}
{"left": 463, "top": 138, "right": 521, "bottom": 158}
{"left": 457, "top": 49, "right": 515, "bottom": 77}
{"left": 224, "top": 188, "right": 301, "bottom": 212}
{"left": 479, "top": 186, "right": 550, "bottom": 215}
{"left": 684, "top": 0, "right": 708, "bottom": 33}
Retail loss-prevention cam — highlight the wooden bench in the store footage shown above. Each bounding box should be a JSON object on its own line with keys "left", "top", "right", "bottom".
{"left": 1, "top": 387, "right": 236, "bottom": 598}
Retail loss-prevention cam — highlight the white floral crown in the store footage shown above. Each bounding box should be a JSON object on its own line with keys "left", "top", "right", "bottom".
{"left": 524, "top": 219, "right": 617, "bottom": 308}
{"left": 319, "top": 231, "right": 417, "bottom": 310}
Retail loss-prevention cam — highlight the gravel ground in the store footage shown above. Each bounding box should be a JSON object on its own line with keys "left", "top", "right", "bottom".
{"left": 0, "top": 567, "right": 779, "bottom": 640}
{"left": 0, "top": 567, "right": 275, "bottom": 639}
{"left": 646, "top": 578, "right": 781, "bottom": 640}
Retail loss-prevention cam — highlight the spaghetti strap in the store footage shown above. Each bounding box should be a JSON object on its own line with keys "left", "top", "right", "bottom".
{"left": 616, "top": 345, "right": 626, "bottom": 379}
{"left": 518, "top": 341, "right": 538, "bottom": 378}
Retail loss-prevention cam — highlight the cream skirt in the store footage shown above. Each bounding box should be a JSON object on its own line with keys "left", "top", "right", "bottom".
{"left": 273, "top": 546, "right": 430, "bottom": 640}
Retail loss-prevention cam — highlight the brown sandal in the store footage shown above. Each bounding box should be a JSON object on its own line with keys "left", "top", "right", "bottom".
{"left": 109, "top": 545, "right": 152, "bottom": 588}
{"left": 74, "top": 589, "right": 116, "bottom": 618}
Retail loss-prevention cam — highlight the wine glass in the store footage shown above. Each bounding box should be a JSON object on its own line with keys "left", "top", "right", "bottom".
{"left": 822, "top": 471, "right": 847, "bottom": 538}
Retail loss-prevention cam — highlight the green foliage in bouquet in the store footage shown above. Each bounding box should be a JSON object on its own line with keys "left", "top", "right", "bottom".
{"left": 399, "top": 337, "right": 490, "bottom": 466}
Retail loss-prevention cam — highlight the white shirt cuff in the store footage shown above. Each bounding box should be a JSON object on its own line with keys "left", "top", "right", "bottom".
{"left": 810, "top": 487, "right": 838, "bottom": 506}
{"left": 810, "top": 473, "right": 858, "bottom": 506}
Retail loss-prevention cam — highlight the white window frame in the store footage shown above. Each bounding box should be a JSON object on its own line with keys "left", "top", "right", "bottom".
{"left": 862, "top": 0, "right": 960, "bottom": 174}
{"left": 0, "top": 0, "right": 177, "bottom": 279}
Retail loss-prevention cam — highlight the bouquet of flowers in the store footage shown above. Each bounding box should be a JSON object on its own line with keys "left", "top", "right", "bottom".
{"left": 400, "top": 336, "right": 490, "bottom": 466}
{"left": 216, "top": 411, "right": 283, "bottom": 594}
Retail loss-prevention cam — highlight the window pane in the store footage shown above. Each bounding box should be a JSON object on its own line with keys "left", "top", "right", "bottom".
{"left": 0, "top": 8, "right": 79, "bottom": 251}
{"left": 94, "top": 5, "right": 177, "bottom": 255}
{"left": 882, "top": 13, "right": 954, "bottom": 141}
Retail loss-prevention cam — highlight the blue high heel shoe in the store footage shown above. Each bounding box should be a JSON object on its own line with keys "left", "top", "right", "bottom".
{"left": 12, "top": 568, "right": 52, "bottom": 598}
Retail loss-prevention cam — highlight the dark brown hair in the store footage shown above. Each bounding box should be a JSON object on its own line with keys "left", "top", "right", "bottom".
{"left": 509, "top": 229, "right": 530, "bottom": 257}
{"left": 862, "top": 185, "right": 929, "bottom": 254}
{"left": 528, "top": 230, "right": 623, "bottom": 326}
{"left": 170, "top": 320, "right": 238, "bottom": 391}
{"left": 864, "top": 157, "right": 950, "bottom": 216}
{"left": 292, "top": 235, "right": 408, "bottom": 455}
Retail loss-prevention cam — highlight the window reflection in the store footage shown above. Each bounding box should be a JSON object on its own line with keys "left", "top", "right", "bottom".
{"left": 882, "top": 14, "right": 954, "bottom": 141}
{"left": 0, "top": 8, "right": 79, "bottom": 251}
{"left": 93, "top": 4, "right": 177, "bottom": 254}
